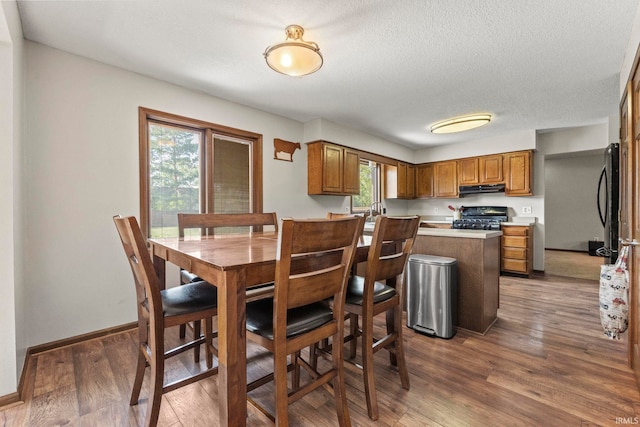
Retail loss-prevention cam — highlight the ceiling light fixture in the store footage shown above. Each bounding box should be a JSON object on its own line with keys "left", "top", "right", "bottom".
{"left": 430, "top": 114, "right": 493, "bottom": 134}
{"left": 264, "top": 25, "right": 323, "bottom": 77}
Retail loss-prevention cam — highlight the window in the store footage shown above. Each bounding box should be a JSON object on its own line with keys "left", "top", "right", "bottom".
{"left": 139, "top": 107, "right": 263, "bottom": 238}
{"left": 352, "top": 159, "right": 381, "bottom": 213}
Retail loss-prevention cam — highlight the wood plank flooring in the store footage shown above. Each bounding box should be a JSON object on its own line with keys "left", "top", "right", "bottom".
{"left": 1, "top": 272, "right": 638, "bottom": 426}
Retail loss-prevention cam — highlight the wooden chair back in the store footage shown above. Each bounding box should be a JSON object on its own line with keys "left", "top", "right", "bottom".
{"left": 326, "top": 212, "right": 367, "bottom": 219}
{"left": 365, "top": 215, "right": 420, "bottom": 295}
{"left": 277, "top": 217, "right": 365, "bottom": 312}
{"left": 177, "top": 212, "right": 278, "bottom": 237}
{"left": 113, "top": 215, "right": 162, "bottom": 321}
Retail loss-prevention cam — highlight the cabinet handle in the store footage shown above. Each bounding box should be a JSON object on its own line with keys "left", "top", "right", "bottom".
{"left": 619, "top": 238, "right": 640, "bottom": 247}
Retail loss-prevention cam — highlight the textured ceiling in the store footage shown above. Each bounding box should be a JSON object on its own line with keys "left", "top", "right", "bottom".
{"left": 15, "top": 0, "right": 640, "bottom": 149}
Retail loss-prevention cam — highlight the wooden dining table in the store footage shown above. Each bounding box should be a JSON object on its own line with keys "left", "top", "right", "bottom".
{"left": 148, "top": 230, "right": 375, "bottom": 427}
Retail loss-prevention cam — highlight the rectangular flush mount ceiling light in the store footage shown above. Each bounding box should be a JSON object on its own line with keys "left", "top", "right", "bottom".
{"left": 430, "top": 114, "right": 492, "bottom": 134}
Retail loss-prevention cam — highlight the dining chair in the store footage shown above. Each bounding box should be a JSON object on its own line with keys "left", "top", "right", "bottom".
{"left": 326, "top": 212, "right": 353, "bottom": 219}
{"left": 113, "top": 215, "right": 218, "bottom": 427}
{"left": 342, "top": 215, "right": 420, "bottom": 420}
{"left": 176, "top": 212, "right": 279, "bottom": 351}
{"left": 245, "top": 216, "right": 364, "bottom": 427}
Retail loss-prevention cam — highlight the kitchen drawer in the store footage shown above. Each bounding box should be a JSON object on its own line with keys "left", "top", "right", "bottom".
{"left": 502, "top": 226, "right": 529, "bottom": 236}
{"left": 502, "top": 235, "right": 528, "bottom": 248}
{"left": 502, "top": 258, "right": 528, "bottom": 273}
{"left": 503, "top": 247, "right": 527, "bottom": 260}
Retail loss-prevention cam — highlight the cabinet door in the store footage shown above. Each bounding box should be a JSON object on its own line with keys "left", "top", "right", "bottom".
{"left": 322, "top": 144, "right": 344, "bottom": 193}
{"left": 458, "top": 158, "right": 479, "bottom": 185}
{"left": 479, "top": 154, "right": 503, "bottom": 184}
{"left": 416, "top": 164, "right": 434, "bottom": 198}
{"left": 434, "top": 160, "right": 458, "bottom": 198}
{"left": 504, "top": 151, "right": 532, "bottom": 196}
{"left": 397, "top": 162, "right": 408, "bottom": 198}
{"left": 406, "top": 164, "right": 415, "bottom": 198}
{"left": 343, "top": 149, "right": 360, "bottom": 195}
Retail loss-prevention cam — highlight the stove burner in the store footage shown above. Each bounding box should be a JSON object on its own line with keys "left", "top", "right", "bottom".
{"left": 451, "top": 206, "right": 508, "bottom": 230}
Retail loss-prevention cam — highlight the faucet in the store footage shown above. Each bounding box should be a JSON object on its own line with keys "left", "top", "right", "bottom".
{"left": 369, "top": 201, "right": 384, "bottom": 218}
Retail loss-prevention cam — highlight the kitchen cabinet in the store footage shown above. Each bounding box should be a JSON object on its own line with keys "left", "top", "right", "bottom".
{"left": 504, "top": 150, "right": 533, "bottom": 196}
{"left": 412, "top": 231, "right": 500, "bottom": 334}
{"left": 458, "top": 158, "right": 479, "bottom": 185}
{"left": 434, "top": 160, "right": 458, "bottom": 198}
{"left": 479, "top": 154, "right": 504, "bottom": 184}
{"left": 307, "top": 141, "right": 360, "bottom": 195}
{"left": 384, "top": 161, "right": 415, "bottom": 199}
{"left": 415, "top": 164, "right": 434, "bottom": 198}
{"left": 501, "top": 225, "right": 533, "bottom": 277}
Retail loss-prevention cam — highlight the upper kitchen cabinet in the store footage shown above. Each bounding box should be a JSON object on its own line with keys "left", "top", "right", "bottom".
{"left": 479, "top": 154, "right": 504, "bottom": 184}
{"left": 415, "top": 163, "right": 434, "bottom": 198}
{"left": 434, "top": 160, "right": 458, "bottom": 198}
{"left": 458, "top": 158, "right": 479, "bottom": 185}
{"left": 307, "top": 141, "right": 360, "bottom": 195}
{"left": 504, "top": 150, "right": 533, "bottom": 196}
{"left": 384, "top": 161, "right": 415, "bottom": 199}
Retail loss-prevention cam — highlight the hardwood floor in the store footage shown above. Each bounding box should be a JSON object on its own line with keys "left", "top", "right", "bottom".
{"left": 545, "top": 249, "right": 606, "bottom": 281}
{"left": 1, "top": 273, "right": 638, "bottom": 426}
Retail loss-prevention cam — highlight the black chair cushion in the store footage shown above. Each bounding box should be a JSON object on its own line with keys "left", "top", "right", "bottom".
{"left": 161, "top": 281, "right": 217, "bottom": 317}
{"left": 180, "top": 269, "right": 202, "bottom": 284}
{"left": 245, "top": 299, "right": 333, "bottom": 340}
{"left": 345, "top": 275, "right": 396, "bottom": 306}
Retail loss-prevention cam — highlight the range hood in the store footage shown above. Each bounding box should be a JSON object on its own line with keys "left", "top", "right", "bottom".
{"left": 458, "top": 183, "right": 506, "bottom": 195}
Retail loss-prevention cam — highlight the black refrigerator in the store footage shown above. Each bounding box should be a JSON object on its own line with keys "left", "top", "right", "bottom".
{"left": 597, "top": 142, "right": 620, "bottom": 264}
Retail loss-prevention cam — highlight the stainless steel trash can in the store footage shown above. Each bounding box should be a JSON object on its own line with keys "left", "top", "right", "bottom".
{"left": 406, "top": 254, "right": 457, "bottom": 339}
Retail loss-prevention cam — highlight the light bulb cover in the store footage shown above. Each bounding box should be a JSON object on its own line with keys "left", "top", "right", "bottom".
{"left": 264, "top": 25, "right": 323, "bottom": 77}
{"left": 430, "top": 114, "right": 492, "bottom": 134}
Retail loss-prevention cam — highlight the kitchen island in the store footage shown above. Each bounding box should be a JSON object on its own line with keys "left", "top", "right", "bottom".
{"left": 411, "top": 228, "right": 502, "bottom": 335}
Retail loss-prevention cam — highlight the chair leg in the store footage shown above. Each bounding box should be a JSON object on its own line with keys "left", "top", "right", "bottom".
{"left": 274, "top": 349, "right": 290, "bottom": 427}
{"left": 386, "top": 309, "right": 398, "bottom": 366}
{"left": 179, "top": 323, "right": 186, "bottom": 339}
{"left": 361, "top": 315, "right": 379, "bottom": 421}
{"left": 331, "top": 331, "right": 351, "bottom": 427}
{"left": 309, "top": 342, "right": 318, "bottom": 370}
{"left": 129, "top": 347, "right": 146, "bottom": 406}
{"left": 204, "top": 317, "right": 213, "bottom": 369}
{"left": 193, "top": 320, "right": 201, "bottom": 363}
{"left": 391, "top": 306, "right": 410, "bottom": 390}
{"left": 348, "top": 313, "right": 358, "bottom": 359}
{"left": 292, "top": 351, "right": 301, "bottom": 389}
{"left": 145, "top": 341, "right": 165, "bottom": 427}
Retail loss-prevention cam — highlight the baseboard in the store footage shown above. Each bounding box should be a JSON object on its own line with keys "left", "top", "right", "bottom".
{"left": 545, "top": 248, "right": 588, "bottom": 253}
{"left": 8, "top": 321, "right": 137, "bottom": 407}
{"left": 25, "top": 321, "right": 137, "bottom": 356}
{"left": 0, "top": 392, "right": 21, "bottom": 409}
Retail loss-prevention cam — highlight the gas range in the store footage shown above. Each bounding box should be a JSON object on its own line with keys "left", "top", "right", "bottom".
{"left": 451, "top": 206, "right": 508, "bottom": 230}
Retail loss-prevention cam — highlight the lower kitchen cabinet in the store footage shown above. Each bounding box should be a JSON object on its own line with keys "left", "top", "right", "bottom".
{"left": 501, "top": 225, "right": 533, "bottom": 277}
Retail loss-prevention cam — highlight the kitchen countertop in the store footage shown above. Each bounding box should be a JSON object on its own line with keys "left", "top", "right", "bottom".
{"left": 501, "top": 217, "right": 536, "bottom": 226}
{"left": 417, "top": 228, "right": 502, "bottom": 239}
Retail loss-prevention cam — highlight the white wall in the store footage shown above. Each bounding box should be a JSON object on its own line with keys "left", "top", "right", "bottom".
{"left": 621, "top": 4, "right": 640, "bottom": 94}
{"left": 544, "top": 154, "right": 604, "bottom": 251}
{"left": 0, "top": 3, "right": 16, "bottom": 397}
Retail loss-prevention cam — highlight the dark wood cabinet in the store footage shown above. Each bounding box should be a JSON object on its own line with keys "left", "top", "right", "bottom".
{"left": 504, "top": 150, "right": 533, "bottom": 196}
{"left": 458, "top": 158, "right": 479, "bottom": 185}
{"left": 501, "top": 225, "right": 533, "bottom": 277}
{"left": 307, "top": 141, "right": 360, "bottom": 195}
{"left": 415, "top": 164, "right": 434, "bottom": 198}
{"left": 385, "top": 162, "right": 415, "bottom": 199}
{"left": 479, "top": 154, "right": 503, "bottom": 184}
{"left": 434, "top": 160, "right": 458, "bottom": 198}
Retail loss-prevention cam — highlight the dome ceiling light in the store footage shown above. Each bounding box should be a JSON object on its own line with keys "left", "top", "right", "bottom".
{"left": 430, "top": 114, "right": 493, "bottom": 134}
{"left": 264, "top": 25, "right": 323, "bottom": 77}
